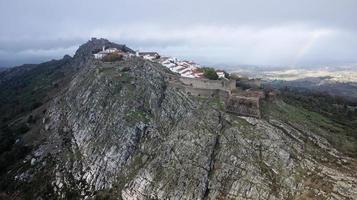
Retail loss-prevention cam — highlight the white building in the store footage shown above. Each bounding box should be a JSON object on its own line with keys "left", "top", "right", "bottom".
{"left": 138, "top": 52, "right": 160, "bottom": 60}
{"left": 93, "top": 46, "right": 122, "bottom": 59}
{"left": 158, "top": 57, "right": 204, "bottom": 78}
{"left": 216, "top": 71, "right": 226, "bottom": 79}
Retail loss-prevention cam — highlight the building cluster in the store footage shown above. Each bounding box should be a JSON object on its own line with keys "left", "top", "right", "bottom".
{"left": 137, "top": 52, "right": 160, "bottom": 60}
{"left": 93, "top": 45, "right": 268, "bottom": 118}
{"left": 93, "top": 46, "right": 226, "bottom": 79}
{"left": 158, "top": 57, "right": 203, "bottom": 78}
{"left": 93, "top": 46, "right": 160, "bottom": 60}
{"left": 93, "top": 46, "right": 132, "bottom": 59}
{"left": 157, "top": 57, "right": 226, "bottom": 79}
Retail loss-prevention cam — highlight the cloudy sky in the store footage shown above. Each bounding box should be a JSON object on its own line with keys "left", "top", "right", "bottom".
{"left": 1, "top": 0, "right": 357, "bottom": 68}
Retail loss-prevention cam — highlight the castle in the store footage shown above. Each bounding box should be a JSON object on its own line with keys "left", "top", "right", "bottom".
{"left": 168, "top": 76, "right": 264, "bottom": 118}
{"left": 92, "top": 46, "right": 264, "bottom": 118}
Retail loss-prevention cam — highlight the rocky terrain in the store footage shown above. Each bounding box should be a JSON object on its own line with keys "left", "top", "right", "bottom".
{"left": 1, "top": 39, "right": 357, "bottom": 200}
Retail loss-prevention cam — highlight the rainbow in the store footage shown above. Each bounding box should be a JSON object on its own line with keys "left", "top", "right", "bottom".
{"left": 292, "top": 30, "right": 331, "bottom": 66}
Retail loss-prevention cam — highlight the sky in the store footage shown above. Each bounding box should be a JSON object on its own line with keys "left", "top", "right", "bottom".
{"left": 1, "top": 0, "right": 357, "bottom": 68}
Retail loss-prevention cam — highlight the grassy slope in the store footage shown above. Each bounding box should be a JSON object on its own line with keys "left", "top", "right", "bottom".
{"left": 0, "top": 58, "right": 75, "bottom": 181}
{"left": 262, "top": 100, "right": 357, "bottom": 157}
{"left": 0, "top": 58, "right": 73, "bottom": 124}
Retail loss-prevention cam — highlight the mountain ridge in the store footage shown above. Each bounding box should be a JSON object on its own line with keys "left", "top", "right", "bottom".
{"left": 0, "top": 39, "right": 357, "bottom": 200}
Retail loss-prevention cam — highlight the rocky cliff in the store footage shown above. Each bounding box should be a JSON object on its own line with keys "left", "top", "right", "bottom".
{"left": 1, "top": 39, "right": 357, "bottom": 200}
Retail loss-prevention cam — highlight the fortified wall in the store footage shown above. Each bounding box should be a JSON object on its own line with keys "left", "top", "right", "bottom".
{"left": 179, "top": 77, "right": 236, "bottom": 92}
{"left": 226, "top": 96, "right": 261, "bottom": 118}
{"left": 168, "top": 77, "right": 263, "bottom": 118}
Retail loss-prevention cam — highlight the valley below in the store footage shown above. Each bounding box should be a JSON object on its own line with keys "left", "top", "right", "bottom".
{"left": 232, "top": 67, "right": 357, "bottom": 102}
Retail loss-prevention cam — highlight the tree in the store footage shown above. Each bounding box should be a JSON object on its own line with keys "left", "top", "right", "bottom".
{"left": 102, "top": 53, "right": 123, "bottom": 62}
{"left": 223, "top": 71, "right": 230, "bottom": 79}
{"left": 202, "top": 67, "right": 218, "bottom": 80}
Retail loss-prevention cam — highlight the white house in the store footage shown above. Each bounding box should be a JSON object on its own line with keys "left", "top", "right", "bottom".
{"left": 106, "top": 48, "right": 118, "bottom": 53}
{"left": 93, "top": 46, "right": 126, "bottom": 59}
{"left": 156, "top": 56, "right": 205, "bottom": 78}
{"left": 216, "top": 71, "right": 226, "bottom": 79}
{"left": 138, "top": 52, "right": 160, "bottom": 60}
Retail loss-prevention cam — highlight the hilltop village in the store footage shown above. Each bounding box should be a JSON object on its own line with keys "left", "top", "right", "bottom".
{"left": 93, "top": 45, "right": 272, "bottom": 118}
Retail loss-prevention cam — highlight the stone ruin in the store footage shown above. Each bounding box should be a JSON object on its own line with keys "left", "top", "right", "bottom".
{"left": 168, "top": 76, "right": 264, "bottom": 118}
{"left": 226, "top": 91, "right": 264, "bottom": 118}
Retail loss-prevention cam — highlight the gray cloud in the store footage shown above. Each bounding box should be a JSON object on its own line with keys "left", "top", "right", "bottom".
{"left": 1, "top": 0, "right": 357, "bottom": 68}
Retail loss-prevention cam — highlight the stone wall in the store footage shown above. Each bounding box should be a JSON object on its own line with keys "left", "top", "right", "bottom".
{"left": 226, "top": 95, "right": 261, "bottom": 118}
{"left": 179, "top": 77, "right": 236, "bottom": 91}
{"left": 168, "top": 77, "right": 262, "bottom": 118}
{"left": 168, "top": 81, "right": 230, "bottom": 100}
{"left": 184, "top": 87, "right": 230, "bottom": 100}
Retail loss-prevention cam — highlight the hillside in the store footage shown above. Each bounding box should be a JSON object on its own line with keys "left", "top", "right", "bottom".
{"left": 0, "top": 39, "right": 357, "bottom": 200}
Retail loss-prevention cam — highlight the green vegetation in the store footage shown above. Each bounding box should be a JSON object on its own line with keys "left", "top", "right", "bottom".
{"left": 277, "top": 89, "right": 357, "bottom": 154}
{"left": 119, "top": 72, "right": 132, "bottom": 83}
{"left": 199, "top": 67, "right": 218, "bottom": 80}
{"left": 0, "top": 124, "right": 31, "bottom": 175}
{"left": 222, "top": 70, "right": 230, "bottom": 79}
{"left": 94, "top": 189, "right": 117, "bottom": 200}
{"left": 0, "top": 58, "right": 72, "bottom": 124}
{"left": 208, "top": 97, "right": 225, "bottom": 111}
{"left": 280, "top": 88, "right": 357, "bottom": 121}
{"left": 102, "top": 53, "right": 123, "bottom": 62}
{"left": 263, "top": 95, "right": 357, "bottom": 157}
{"left": 124, "top": 110, "right": 150, "bottom": 124}
{"left": 0, "top": 58, "right": 73, "bottom": 179}
{"left": 15, "top": 124, "right": 30, "bottom": 135}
